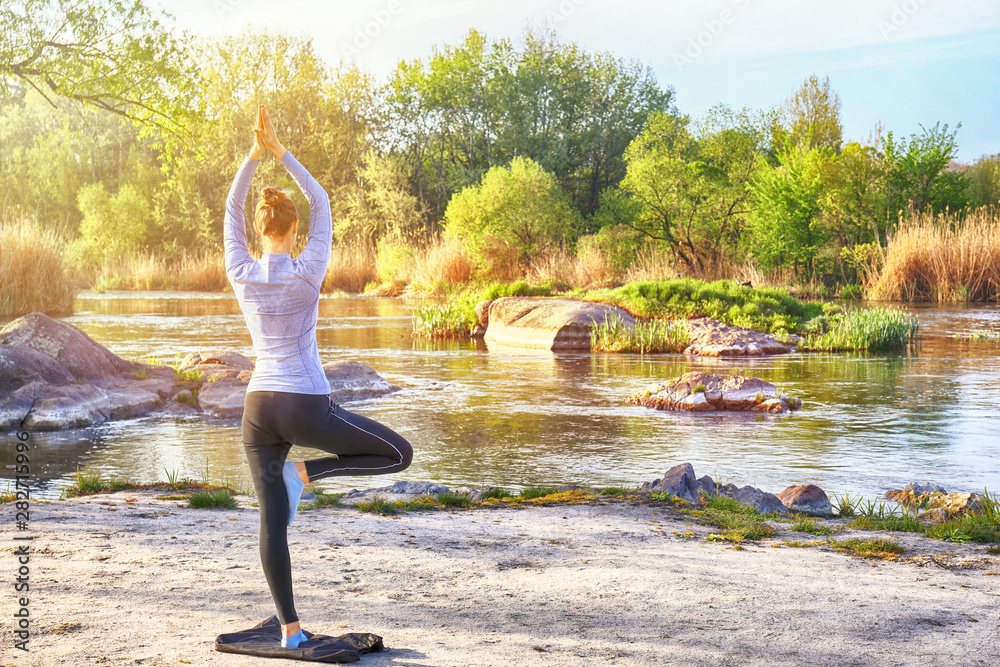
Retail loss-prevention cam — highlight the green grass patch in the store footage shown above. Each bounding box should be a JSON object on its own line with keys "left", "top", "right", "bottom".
{"left": 481, "top": 487, "right": 515, "bottom": 500}
{"left": 437, "top": 491, "right": 474, "bottom": 508}
{"left": 925, "top": 515, "right": 1000, "bottom": 544}
{"left": 687, "top": 497, "right": 777, "bottom": 541}
{"left": 804, "top": 307, "right": 918, "bottom": 352}
{"left": 790, "top": 517, "right": 833, "bottom": 536}
{"left": 62, "top": 466, "right": 140, "bottom": 498}
{"left": 411, "top": 297, "right": 478, "bottom": 338}
{"left": 649, "top": 492, "right": 691, "bottom": 506}
{"left": 590, "top": 313, "right": 689, "bottom": 353}
{"left": 598, "top": 487, "right": 628, "bottom": 497}
{"left": 188, "top": 489, "right": 237, "bottom": 509}
{"left": 584, "top": 278, "right": 828, "bottom": 335}
{"left": 518, "top": 486, "right": 558, "bottom": 500}
{"left": 356, "top": 495, "right": 398, "bottom": 515}
{"left": 829, "top": 537, "right": 905, "bottom": 559}
{"left": 303, "top": 492, "right": 344, "bottom": 510}
{"left": 850, "top": 515, "right": 924, "bottom": 533}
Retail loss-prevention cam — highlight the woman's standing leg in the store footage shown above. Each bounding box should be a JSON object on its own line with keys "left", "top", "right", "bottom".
{"left": 242, "top": 392, "right": 300, "bottom": 631}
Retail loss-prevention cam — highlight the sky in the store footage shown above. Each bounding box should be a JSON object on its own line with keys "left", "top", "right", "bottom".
{"left": 157, "top": 0, "right": 1000, "bottom": 161}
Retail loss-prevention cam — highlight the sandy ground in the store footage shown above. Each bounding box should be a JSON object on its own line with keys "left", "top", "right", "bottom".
{"left": 5, "top": 489, "right": 1000, "bottom": 667}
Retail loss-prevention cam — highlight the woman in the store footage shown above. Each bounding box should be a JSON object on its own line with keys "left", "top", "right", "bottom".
{"left": 224, "top": 104, "right": 413, "bottom": 649}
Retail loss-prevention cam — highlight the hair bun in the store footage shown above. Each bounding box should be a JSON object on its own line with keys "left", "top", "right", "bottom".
{"left": 261, "top": 187, "right": 283, "bottom": 208}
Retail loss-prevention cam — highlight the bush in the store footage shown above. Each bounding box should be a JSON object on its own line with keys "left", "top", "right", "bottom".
{"left": 588, "top": 278, "right": 826, "bottom": 334}
{"left": 70, "top": 183, "right": 152, "bottom": 270}
{"left": 444, "top": 157, "right": 580, "bottom": 277}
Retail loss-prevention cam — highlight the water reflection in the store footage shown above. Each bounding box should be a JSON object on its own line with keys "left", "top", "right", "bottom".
{"left": 4, "top": 292, "right": 999, "bottom": 501}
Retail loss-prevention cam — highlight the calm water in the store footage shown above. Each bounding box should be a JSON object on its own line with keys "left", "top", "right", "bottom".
{"left": 5, "top": 292, "right": 1000, "bottom": 500}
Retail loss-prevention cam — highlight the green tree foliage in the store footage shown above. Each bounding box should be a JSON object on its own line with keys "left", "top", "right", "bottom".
{"left": 443, "top": 157, "right": 579, "bottom": 275}
{"left": 0, "top": 0, "right": 200, "bottom": 136}
{"left": 824, "top": 138, "right": 888, "bottom": 247}
{"left": 339, "top": 150, "right": 426, "bottom": 244}
{"left": 168, "top": 30, "right": 382, "bottom": 250}
{"left": 613, "top": 106, "right": 770, "bottom": 273}
{"left": 748, "top": 144, "right": 832, "bottom": 280}
{"left": 779, "top": 74, "right": 843, "bottom": 151}
{"left": 71, "top": 182, "right": 151, "bottom": 267}
{"left": 883, "top": 122, "right": 968, "bottom": 215}
{"left": 963, "top": 154, "right": 1000, "bottom": 208}
{"left": 388, "top": 28, "right": 673, "bottom": 220}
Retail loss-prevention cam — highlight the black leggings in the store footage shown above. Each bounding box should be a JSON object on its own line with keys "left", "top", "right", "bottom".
{"left": 242, "top": 391, "right": 413, "bottom": 625}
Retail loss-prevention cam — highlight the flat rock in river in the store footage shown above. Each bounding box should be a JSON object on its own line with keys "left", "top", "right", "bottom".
{"left": 683, "top": 317, "right": 792, "bottom": 356}
{"left": 627, "top": 371, "right": 801, "bottom": 413}
{"left": 484, "top": 297, "right": 634, "bottom": 351}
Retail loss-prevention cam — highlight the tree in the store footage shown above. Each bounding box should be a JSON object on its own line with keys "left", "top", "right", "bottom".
{"left": 0, "top": 0, "right": 200, "bottom": 136}
{"left": 388, "top": 28, "right": 673, "bottom": 221}
{"left": 748, "top": 144, "right": 832, "bottom": 280}
{"left": 72, "top": 182, "right": 152, "bottom": 267}
{"left": 824, "top": 135, "right": 888, "bottom": 247}
{"left": 779, "top": 75, "right": 843, "bottom": 151}
{"left": 961, "top": 154, "right": 1000, "bottom": 209}
{"left": 443, "top": 157, "right": 579, "bottom": 276}
{"left": 883, "top": 122, "right": 968, "bottom": 215}
{"left": 613, "top": 107, "right": 770, "bottom": 274}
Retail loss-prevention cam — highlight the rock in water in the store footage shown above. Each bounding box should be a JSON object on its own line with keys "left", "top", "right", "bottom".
{"left": 683, "top": 317, "right": 792, "bottom": 357}
{"left": 627, "top": 371, "right": 801, "bottom": 413}
{"left": 484, "top": 297, "right": 634, "bottom": 351}
{"left": 777, "top": 484, "right": 833, "bottom": 516}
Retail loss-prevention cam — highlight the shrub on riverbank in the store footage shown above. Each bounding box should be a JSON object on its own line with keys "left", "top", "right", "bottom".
{"left": 586, "top": 279, "right": 828, "bottom": 334}
{"left": 1, "top": 218, "right": 76, "bottom": 316}
{"left": 869, "top": 206, "right": 1000, "bottom": 301}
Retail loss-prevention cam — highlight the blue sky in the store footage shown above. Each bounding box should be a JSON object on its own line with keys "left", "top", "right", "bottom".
{"left": 159, "top": 0, "right": 1000, "bottom": 161}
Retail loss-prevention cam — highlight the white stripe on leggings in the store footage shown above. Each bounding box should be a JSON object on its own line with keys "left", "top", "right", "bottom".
{"left": 308, "top": 410, "right": 405, "bottom": 478}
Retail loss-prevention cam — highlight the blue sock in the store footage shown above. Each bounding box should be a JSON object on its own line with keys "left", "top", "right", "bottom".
{"left": 282, "top": 461, "right": 305, "bottom": 526}
{"left": 281, "top": 629, "right": 308, "bottom": 649}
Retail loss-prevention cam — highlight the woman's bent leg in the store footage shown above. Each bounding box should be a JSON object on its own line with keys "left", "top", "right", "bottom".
{"left": 273, "top": 396, "right": 413, "bottom": 482}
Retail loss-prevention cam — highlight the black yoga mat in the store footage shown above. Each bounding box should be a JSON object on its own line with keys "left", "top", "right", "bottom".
{"left": 215, "top": 616, "right": 384, "bottom": 663}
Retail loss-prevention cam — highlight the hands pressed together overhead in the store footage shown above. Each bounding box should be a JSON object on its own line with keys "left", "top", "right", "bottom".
{"left": 249, "top": 104, "right": 286, "bottom": 161}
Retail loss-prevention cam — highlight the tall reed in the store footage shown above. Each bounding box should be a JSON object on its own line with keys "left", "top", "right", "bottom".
{"left": 805, "top": 307, "right": 918, "bottom": 352}
{"left": 870, "top": 206, "right": 1000, "bottom": 301}
{"left": 590, "top": 312, "right": 690, "bottom": 353}
{"left": 90, "top": 250, "right": 228, "bottom": 292}
{"left": 0, "top": 217, "right": 76, "bottom": 316}
{"left": 324, "top": 242, "right": 377, "bottom": 293}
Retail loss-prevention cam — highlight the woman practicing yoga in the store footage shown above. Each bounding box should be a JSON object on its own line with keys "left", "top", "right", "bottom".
{"left": 224, "top": 104, "right": 413, "bottom": 649}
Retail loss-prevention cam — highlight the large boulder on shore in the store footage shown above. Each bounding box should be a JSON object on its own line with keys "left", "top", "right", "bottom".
{"left": 0, "top": 312, "right": 135, "bottom": 382}
{"left": 627, "top": 371, "right": 801, "bottom": 413}
{"left": 683, "top": 317, "right": 792, "bottom": 357}
{"left": 483, "top": 297, "right": 634, "bottom": 351}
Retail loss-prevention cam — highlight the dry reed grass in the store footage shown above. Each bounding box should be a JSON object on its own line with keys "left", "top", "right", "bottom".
{"left": 0, "top": 217, "right": 76, "bottom": 316}
{"left": 870, "top": 207, "right": 1000, "bottom": 301}
{"left": 409, "top": 236, "right": 473, "bottom": 287}
{"left": 324, "top": 242, "right": 377, "bottom": 293}
{"left": 91, "top": 250, "right": 228, "bottom": 292}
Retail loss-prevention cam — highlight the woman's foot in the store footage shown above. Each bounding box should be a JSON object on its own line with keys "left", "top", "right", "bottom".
{"left": 282, "top": 461, "right": 305, "bottom": 525}
{"left": 281, "top": 629, "right": 308, "bottom": 649}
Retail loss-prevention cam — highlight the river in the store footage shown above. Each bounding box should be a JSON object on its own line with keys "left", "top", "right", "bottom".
{"left": 7, "top": 292, "right": 1000, "bottom": 501}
